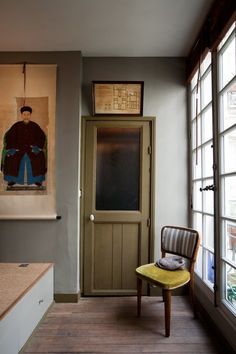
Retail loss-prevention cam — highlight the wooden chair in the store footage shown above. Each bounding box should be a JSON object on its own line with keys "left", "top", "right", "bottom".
{"left": 135, "top": 225, "right": 200, "bottom": 337}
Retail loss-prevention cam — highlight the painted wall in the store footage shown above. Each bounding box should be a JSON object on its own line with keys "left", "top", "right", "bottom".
{"left": 82, "top": 57, "right": 188, "bottom": 259}
{"left": 0, "top": 52, "right": 82, "bottom": 294}
{"left": 0, "top": 54, "right": 188, "bottom": 294}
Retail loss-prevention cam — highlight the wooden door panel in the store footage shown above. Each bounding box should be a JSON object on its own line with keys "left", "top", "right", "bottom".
{"left": 92, "top": 223, "right": 139, "bottom": 292}
{"left": 122, "top": 224, "right": 139, "bottom": 289}
{"left": 112, "top": 224, "right": 123, "bottom": 288}
{"left": 83, "top": 119, "right": 151, "bottom": 295}
{"left": 94, "top": 224, "right": 113, "bottom": 290}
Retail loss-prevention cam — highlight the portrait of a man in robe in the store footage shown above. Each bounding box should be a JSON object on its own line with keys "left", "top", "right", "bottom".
{"left": 1, "top": 105, "right": 47, "bottom": 188}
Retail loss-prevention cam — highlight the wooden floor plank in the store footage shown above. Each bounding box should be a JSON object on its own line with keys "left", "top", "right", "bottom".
{"left": 21, "top": 296, "right": 228, "bottom": 354}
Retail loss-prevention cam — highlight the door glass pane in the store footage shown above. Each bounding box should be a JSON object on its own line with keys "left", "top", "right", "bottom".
{"left": 96, "top": 127, "right": 140, "bottom": 210}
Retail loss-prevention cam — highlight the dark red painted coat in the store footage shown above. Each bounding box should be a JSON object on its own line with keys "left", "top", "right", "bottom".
{"left": 2, "top": 121, "right": 47, "bottom": 177}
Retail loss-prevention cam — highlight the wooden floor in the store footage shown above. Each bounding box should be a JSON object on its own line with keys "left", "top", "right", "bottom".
{"left": 22, "top": 296, "right": 230, "bottom": 354}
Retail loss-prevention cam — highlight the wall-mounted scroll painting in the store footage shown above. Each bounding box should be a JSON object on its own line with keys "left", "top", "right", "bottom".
{"left": 92, "top": 81, "right": 144, "bottom": 116}
{"left": 0, "top": 64, "right": 57, "bottom": 219}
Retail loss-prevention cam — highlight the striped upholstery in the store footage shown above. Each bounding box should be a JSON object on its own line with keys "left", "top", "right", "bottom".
{"left": 161, "top": 226, "right": 199, "bottom": 259}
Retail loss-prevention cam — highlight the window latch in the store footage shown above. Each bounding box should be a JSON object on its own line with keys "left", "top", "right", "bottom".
{"left": 200, "top": 184, "right": 216, "bottom": 192}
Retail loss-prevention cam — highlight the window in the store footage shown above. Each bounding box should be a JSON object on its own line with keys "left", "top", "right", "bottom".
{"left": 190, "top": 52, "right": 214, "bottom": 290}
{"left": 190, "top": 23, "right": 236, "bottom": 315}
{"left": 218, "top": 24, "right": 236, "bottom": 312}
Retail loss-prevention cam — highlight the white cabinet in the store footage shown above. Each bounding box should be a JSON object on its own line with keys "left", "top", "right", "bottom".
{"left": 0, "top": 264, "right": 53, "bottom": 354}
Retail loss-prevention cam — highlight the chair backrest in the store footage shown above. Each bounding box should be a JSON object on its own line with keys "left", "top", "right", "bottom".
{"left": 161, "top": 226, "right": 200, "bottom": 265}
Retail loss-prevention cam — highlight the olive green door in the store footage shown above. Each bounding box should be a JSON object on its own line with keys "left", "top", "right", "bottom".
{"left": 83, "top": 119, "right": 151, "bottom": 295}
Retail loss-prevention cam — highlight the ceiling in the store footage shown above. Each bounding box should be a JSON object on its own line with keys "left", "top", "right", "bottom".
{"left": 0, "top": 0, "right": 214, "bottom": 57}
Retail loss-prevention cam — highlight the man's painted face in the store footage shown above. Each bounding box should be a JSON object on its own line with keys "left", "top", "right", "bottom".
{"left": 22, "top": 111, "right": 31, "bottom": 123}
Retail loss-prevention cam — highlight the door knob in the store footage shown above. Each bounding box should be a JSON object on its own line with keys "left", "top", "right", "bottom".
{"left": 90, "top": 214, "right": 95, "bottom": 221}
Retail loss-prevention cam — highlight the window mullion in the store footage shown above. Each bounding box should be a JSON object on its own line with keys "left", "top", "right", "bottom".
{"left": 212, "top": 50, "right": 221, "bottom": 305}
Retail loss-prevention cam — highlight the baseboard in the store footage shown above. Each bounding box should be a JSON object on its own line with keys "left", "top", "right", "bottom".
{"left": 54, "top": 292, "right": 80, "bottom": 303}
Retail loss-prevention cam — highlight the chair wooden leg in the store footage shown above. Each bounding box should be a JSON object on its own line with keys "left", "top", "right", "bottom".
{"left": 137, "top": 277, "right": 142, "bottom": 317}
{"left": 163, "top": 289, "right": 171, "bottom": 337}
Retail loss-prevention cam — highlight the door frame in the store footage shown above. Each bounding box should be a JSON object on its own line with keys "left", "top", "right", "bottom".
{"left": 80, "top": 116, "right": 156, "bottom": 295}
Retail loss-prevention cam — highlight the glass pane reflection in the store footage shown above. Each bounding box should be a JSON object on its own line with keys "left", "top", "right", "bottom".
{"left": 222, "top": 128, "right": 236, "bottom": 174}
{"left": 225, "top": 220, "right": 236, "bottom": 264}
{"left": 202, "top": 71, "right": 212, "bottom": 108}
{"left": 224, "top": 176, "right": 236, "bottom": 219}
{"left": 225, "top": 263, "right": 236, "bottom": 311}
{"left": 206, "top": 250, "right": 214, "bottom": 287}
{"left": 221, "top": 38, "right": 236, "bottom": 89}
{"left": 221, "top": 82, "right": 236, "bottom": 131}
{"left": 203, "top": 179, "right": 214, "bottom": 214}
{"left": 204, "top": 215, "right": 214, "bottom": 250}
{"left": 96, "top": 127, "right": 140, "bottom": 210}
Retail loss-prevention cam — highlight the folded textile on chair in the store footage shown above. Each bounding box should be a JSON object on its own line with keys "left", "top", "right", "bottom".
{"left": 155, "top": 256, "right": 185, "bottom": 270}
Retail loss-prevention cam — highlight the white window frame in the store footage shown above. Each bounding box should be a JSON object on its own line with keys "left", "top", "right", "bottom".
{"left": 189, "top": 23, "right": 236, "bottom": 322}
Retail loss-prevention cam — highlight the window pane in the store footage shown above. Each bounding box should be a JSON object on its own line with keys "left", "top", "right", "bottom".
{"left": 204, "top": 214, "right": 214, "bottom": 250}
{"left": 191, "top": 71, "right": 198, "bottom": 91}
{"left": 202, "top": 106, "right": 212, "bottom": 143}
{"left": 220, "top": 37, "right": 236, "bottom": 89}
{"left": 191, "top": 89, "right": 200, "bottom": 120}
{"left": 203, "top": 179, "right": 214, "bottom": 214}
{"left": 223, "top": 176, "right": 236, "bottom": 219}
{"left": 202, "top": 71, "right": 212, "bottom": 108}
{"left": 225, "top": 263, "right": 236, "bottom": 311}
{"left": 218, "top": 23, "right": 235, "bottom": 50}
{"left": 220, "top": 82, "right": 236, "bottom": 131}
{"left": 193, "top": 212, "right": 202, "bottom": 241}
{"left": 96, "top": 128, "right": 140, "bottom": 210}
{"left": 225, "top": 220, "right": 236, "bottom": 264}
{"left": 206, "top": 250, "right": 214, "bottom": 287}
{"left": 191, "top": 118, "right": 201, "bottom": 148}
{"left": 196, "top": 245, "right": 203, "bottom": 277}
{"left": 193, "top": 181, "right": 202, "bottom": 211}
{"left": 200, "top": 52, "right": 211, "bottom": 75}
{"left": 222, "top": 128, "right": 236, "bottom": 174}
{"left": 203, "top": 143, "right": 213, "bottom": 178}
{"left": 192, "top": 150, "right": 202, "bottom": 179}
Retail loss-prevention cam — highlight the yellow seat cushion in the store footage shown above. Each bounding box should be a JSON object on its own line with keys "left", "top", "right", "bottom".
{"left": 136, "top": 263, "right": 190, "bottom": 290}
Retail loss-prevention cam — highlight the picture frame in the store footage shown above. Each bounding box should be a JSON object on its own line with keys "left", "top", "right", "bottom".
{"left": 92, "top": 81, "right": 144, "bottom": 116}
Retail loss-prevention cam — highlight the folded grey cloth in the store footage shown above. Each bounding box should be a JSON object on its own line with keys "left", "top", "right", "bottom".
{"left": 155, "top": 256, "right": 185, "bottom": 270}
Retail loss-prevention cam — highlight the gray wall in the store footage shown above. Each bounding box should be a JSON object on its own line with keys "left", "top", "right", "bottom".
{"left": 0, "top": 55, "right": 188, "bottom": 294}
{"left": 0, "top": 52, "right": 82, "bottom": 294}
{"left": 82, "top": 57, "right": 188, "bottom": 258}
